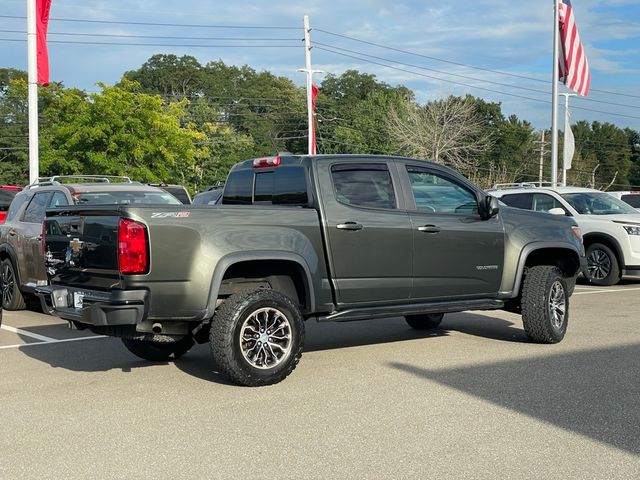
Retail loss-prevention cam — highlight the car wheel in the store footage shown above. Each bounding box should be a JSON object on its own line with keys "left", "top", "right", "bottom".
{"left": 1, "top": 258, "right": 25, "bottom": 311}
{"left": 405, "top": 313, "right": 444, "bottom": 330}
{"left": 121, "top": 336, "right": 194, "bottom": 362}
{"left": 210, "top": 288, "right": 304, "bottom": 387}
{"left": 521, "top": 266, "right": 568, "bottom": 344}
{"left": 586, "top": 243, "right": 620, "bottom": 286}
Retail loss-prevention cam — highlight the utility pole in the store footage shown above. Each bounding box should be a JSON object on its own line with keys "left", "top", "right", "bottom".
{"left": 535, "top": 131, "right": 546, "bottom": 186}
{"left": 560, "top": 92, "right": 576, "bottom": 187}
{"left": 298, "top": 15, "right": 323, "bottom": 155}
{"left": 27, "top": 0, "right": 39, "bottom": 184}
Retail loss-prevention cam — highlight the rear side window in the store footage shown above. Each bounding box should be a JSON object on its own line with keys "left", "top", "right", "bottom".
{"left": 5, "top": 194, "right": 29, "bottom": 222}
{"left": 500, "top": 193, "right": 533, "bottom": 210}
{"left": 50, "top": 191, "right": 69, "bottom": 207}
{"left": 331, "top": 164, "right": 396, "bottom": 210}
{"left": 22, "top": 192, "right": 51, "bottom": 223}
{"left": 621, "top": 194, "right": 640, "bottom": 208}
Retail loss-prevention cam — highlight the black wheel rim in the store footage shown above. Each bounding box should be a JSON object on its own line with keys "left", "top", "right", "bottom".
{"left": 2, "top": 262, "right": 14, "bottom": 306}
{"left": 587, "top": 249, "right": 611, "bottom": 280}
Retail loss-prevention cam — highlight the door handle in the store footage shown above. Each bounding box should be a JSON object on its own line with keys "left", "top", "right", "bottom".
{"left": 418, "top": 225, "right": 441, "bottom": 234}
{"left": 336, "top": 222, "right": 363, "bottom": 231}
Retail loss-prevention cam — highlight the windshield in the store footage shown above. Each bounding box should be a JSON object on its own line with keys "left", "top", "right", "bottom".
{"left": 74, "top": 191, "right": 182, "bottom": 205}
{"left": 562, "top": 192, "right": 639, "bottom": 215}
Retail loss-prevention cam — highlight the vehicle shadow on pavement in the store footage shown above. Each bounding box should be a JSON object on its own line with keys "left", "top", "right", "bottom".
{"left": 388, "top": 343, "right": 640, "bottom": 455}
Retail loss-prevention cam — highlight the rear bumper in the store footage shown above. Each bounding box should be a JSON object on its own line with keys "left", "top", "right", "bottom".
{"left": 35, "top": 286, "right": 148, "bottom": 327}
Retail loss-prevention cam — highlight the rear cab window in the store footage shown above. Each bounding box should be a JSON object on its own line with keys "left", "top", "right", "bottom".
{"left": 73, "top": 191, "right": 181, "bottom": 205}
{"left": 222, "top": 163, "right": 308, "bottom": 206}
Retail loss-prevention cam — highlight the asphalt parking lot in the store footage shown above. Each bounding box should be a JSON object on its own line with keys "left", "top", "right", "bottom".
{"left": 1, "top": 283, "right": 639, "bottom": 479}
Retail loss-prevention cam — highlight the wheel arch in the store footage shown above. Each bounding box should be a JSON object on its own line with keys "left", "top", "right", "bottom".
{"left": 511, "top": 243, "right": 582, "bottom": 298}
{"left": 582, "top": 232, "right": 625, "bottom": 268}
{"left": 0, "top": 243, "right": 22, "bottom": 285}
{"left": 205, "top": 252, "right": 315, "bottom": 317}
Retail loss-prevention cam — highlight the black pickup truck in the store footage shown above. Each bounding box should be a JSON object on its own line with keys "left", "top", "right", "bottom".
{"left": 37, "top": 155, "right": 587, "bottom": 386}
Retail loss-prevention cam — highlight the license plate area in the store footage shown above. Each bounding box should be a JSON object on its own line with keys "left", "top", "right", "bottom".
{"left": 73, "top": 291, "right": 85, "bottom": 309}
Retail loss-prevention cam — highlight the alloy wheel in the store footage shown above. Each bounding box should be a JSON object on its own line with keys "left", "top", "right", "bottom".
{"left": 587, "top": 249, "right": 611, "bottom": 280}
{"left": 548, "top": 280, "right": 566, "bottom": 330}
{"left": 239, "top": 307, "right": 292, "bottom": 369}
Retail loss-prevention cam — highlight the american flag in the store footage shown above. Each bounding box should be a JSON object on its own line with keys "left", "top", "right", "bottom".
{"left": 558, "top": 0, "right": 591, "bottom": 96}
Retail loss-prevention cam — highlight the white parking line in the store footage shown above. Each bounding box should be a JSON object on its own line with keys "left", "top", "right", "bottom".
{"left": 573, "top": 287, "right": 640, "bottom": 295}
{"left": 1, "top": 324, "right": 57, "bottom": 342}
{"left": 0, "top": 334, "right": 107, "bottom": 350}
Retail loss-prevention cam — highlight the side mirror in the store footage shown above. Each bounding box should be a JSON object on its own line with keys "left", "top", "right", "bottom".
{"left": 548, "top": 207, "right": 566, "bottom": 216}
{"left": 483, "top": 195, "right": 500, "bottom": 219}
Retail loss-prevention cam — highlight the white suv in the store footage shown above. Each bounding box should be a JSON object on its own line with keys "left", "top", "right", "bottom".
{"left": 490, "top": 185, "right": 640, "bottom": 286}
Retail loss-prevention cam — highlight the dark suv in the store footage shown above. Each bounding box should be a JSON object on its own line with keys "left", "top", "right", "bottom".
{"left": 0, "top": 175, "right": 181, "bottom": 310}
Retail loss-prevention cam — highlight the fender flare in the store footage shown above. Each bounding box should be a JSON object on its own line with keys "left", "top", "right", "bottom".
{"left": 204, "top": 251, "right": 316, "bottom": 317}
{"left": 508, "top": 242, "right": 582, "bottom": 298}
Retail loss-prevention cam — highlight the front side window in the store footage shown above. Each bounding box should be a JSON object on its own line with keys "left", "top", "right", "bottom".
{"left": 331, "top": 164, "right": 396, "bottom": 210}
{"left": 406, "top": 167, "right": 478, "bottom": 215}
{"left": 22, "top": 192, "right": 51, "bottom": 223}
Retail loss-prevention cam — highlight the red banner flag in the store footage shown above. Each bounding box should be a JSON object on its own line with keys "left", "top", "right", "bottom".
{"left": 36, "top": 0, "right": 52, "bottom": 85}
{"left": 311, "top": 84, "right": 319, "bottom": 155}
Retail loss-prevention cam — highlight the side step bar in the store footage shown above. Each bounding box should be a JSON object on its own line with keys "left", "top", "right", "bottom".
{"left": 318, "top": 299, "right": 504, "bottom": 322}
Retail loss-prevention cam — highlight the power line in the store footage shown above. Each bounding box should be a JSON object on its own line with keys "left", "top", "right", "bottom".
{"left": 314, "top": 28, "right": 640, "bottom": 101}
{"left": 0, "top": 14, "right": 301, "bottom": 30}
{"left": 316, "top": 46, "right": 640, "bottom": 121}
{"left": 0, "top": 38, "right": 301, "bottom": 48}
{"left": 0, "top": 29, "right": 301, "bottom": 41}
{"left": 315, "top": 41, "right": 640, "bottom": 112}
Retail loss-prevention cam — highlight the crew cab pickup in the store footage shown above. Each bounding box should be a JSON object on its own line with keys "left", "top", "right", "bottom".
{"left": 37, "top": 155, "right": 587, "bottom": 386}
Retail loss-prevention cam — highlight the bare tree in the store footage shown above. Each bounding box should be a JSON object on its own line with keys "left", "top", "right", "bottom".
{"left": 387, "top": 95, "right": 492, "bottom": 175}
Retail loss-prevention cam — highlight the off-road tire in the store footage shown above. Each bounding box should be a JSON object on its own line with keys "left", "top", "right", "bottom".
{"left": 210, "top": 288, "right": 304, "bottom": 387}
{"left": 521, "top": 266, "right": 568, "bottom": 344}
{"left": 122, "top": 336, "right": 194, "bottom": 362}
{"left": 1, "top": 258, "right": 25, "bottom": 311}
{"left": 404, "top": 313, "right": 444, "bottom": 330}
{"left": 586, "top": 243, "right": 620, "bottom": 286}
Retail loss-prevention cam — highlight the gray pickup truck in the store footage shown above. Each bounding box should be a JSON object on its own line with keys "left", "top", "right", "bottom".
{"left": 37, "top": 155, "right": 587, "bottom": 386}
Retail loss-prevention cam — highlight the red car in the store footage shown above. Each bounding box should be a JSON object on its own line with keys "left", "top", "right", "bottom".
{"left": 0, "top": 186, "right": 22, "bottom": 224}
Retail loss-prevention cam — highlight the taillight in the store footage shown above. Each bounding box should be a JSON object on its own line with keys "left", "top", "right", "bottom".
{"left": 41, "top": 221, "right": 46, "bottom": 259}
{"left": 118, "top": 219, "right": 149, "bottom": 274}
{"left": 252, "top": 156, "right": 281, "bottom": 168}
{"left": 0, "top": 211, "right": 7, "bottom": 224}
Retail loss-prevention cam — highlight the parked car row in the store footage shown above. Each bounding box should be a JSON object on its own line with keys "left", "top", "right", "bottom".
{"left": 489, "top": 184, "right": 640, "bottom": 286}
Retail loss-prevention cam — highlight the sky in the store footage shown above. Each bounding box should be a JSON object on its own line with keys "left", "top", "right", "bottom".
{"left": 1, "top": 0, "right": 639, "bottom": 130}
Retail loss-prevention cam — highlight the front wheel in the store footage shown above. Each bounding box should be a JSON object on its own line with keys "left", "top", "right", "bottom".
{"left": 521, "top": 266, "right": 568, "bottom": 344}
{"left": 210, "top": 289, "right": 304, "bottom": 387}
{"left": 586, "top": 243, "right": 620, "bottom": 286}
{"left": 405, "top": 313, "right": 444, "bottom": 330}
{"left": 121, "top": 336, "right": 194, "bottom": 362}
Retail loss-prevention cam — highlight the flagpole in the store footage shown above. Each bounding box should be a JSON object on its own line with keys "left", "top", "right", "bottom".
{"left": 27, "top": 0, "right": 39, "bottom": 184}
{"left": 550, "top": 0, "right": 560, "bottom": 188}
{"left": 299, "top": 15, "right": 323, "bottom": 155}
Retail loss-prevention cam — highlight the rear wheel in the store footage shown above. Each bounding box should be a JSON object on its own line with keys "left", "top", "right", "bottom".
{"left": 121, "top": 336, "right": 194, "bottom": 362}
{"left": 210, "top": 288, "right": 304, "bottom": 387}
{"left": 1, "top": 258, "right": 25, "bottom": 311}
{"left": 521, "top": 266, "right": 568, "bottom": 344}
{"left": 586, "top": 243, "right": 620, "bottom": 286}
{"left": 405, "top": 313, "right": 444, "bottom": 330}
